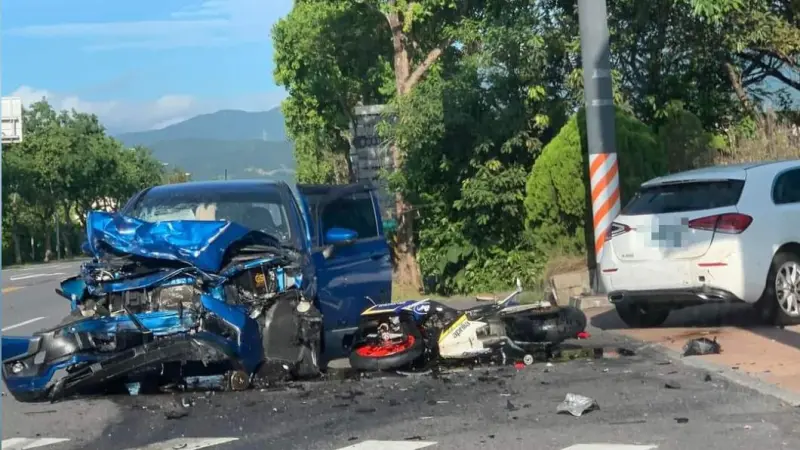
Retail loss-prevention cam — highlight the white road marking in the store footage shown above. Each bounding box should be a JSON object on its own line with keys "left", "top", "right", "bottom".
{"left": 561, "top": 445, "right": 657, "bottom": 450}
{"left": 126, "top": 437, "right": 239, "bottom": 450}
{"left": 9, "top": 273, "right": 66, "bottom": 281}
{"left": 2, "top": 317, "right": 47, "bottom": 332}
{"left": 334, "top": 441, "right": 438, "bottom": 450}
{"left": 2, "top": 438, "right": 70, "bottom": 450}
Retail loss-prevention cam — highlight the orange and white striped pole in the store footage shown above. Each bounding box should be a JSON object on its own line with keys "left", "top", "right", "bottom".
{"left": 578, "top": 0, "right": 619, "bottom": 265}
{"left": 589, "top": 153, "right": 621, "bottom": 261}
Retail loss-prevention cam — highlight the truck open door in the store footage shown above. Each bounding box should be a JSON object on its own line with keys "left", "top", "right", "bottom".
{"left": 297, "top": 183, "right": 393, "bottom": 360}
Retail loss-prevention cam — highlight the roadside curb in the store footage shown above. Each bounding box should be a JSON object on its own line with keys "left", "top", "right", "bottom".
{"left": 637, "top": 340, "right": 800, "bottom": 407}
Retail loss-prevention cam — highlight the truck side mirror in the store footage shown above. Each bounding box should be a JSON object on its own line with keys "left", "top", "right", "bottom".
{"left": 324, "top": 227, "right": 358, "bottom": 246}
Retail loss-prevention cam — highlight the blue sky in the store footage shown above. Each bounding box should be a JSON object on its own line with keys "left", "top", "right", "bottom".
{"left": 2, "top": 0, "right": 292, "bottom": 133}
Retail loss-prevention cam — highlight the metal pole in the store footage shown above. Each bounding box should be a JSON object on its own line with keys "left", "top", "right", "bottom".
{"left": 578, "top": 0, "right": 619, "bottom": 291}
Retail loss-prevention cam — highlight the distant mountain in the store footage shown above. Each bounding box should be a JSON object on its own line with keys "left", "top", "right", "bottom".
{"left": 117, "top": 109, "right": 288, "bottom": 146}
{"left": 147, "top": 139, "right": 295, "bottom": 183}
{"left": 115, "top": 109, "right": 295, "bottom": 183}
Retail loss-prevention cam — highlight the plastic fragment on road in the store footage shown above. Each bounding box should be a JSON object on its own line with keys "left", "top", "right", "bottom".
{"left": 556, "top": 393, "right": 599, "bottom": 417}
{"left": 682, "top": 337, "right": 721, "bottom": 356}
{"left": 577, "top": 331, "right": 591, "bottom": 339}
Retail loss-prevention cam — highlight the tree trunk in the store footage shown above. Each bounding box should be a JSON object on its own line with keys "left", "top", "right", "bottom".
{"left": 383, "top": 8, "right": 449, "bottom": 293}
{"left": 44, "top": 231, "right": 52, "bottom": 262}
{"left": 12, "top": 233, "right": 22, "bottom": 265}
{"left": 725, "top": 62, "right": 763, "bottom": 125}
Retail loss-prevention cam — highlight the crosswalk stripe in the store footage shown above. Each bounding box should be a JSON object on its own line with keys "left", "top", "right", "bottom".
{"left": 562, "top": 445, "right": 657, "bottom": 450}
{"left": 2, "top": 438, "right": 70, "bottom": 450}
{"left": 125, "top": 437, "right": 239, "bottom": 450}
{"left": 334, "top": 441, "right": 437, "bottom": 450}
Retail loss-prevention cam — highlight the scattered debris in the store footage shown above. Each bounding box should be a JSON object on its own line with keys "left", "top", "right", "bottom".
{"left": 506, "top": 400, "right": 518, "bottom": 411}
{"left": 704, "top": 374, "right": 713, "bottom": 382}
{"left": 164, "top": 409, "right": 190, "bottom": 420}
{"left": 356, "top": 407, "right": 377, "bottom": 414}
{"left": 617, "top": 347, "right": 636, "bottom": 357}
{"left": 675, "top": 417, "right": 689, "bottom": 424}
{"left": 577, "top": 331, "right": 591, "bottom": 339}
{"left": 405, "top": 436, "right": 424, "bottom": 441}
{"left": 556, "top": 393, "right": 599, "bottom": 417}
{"left": 682, "top": 337, "right": 721, "bottom": 357}
{"left": 664, "top": 381, "right": 682, "bottom": 390}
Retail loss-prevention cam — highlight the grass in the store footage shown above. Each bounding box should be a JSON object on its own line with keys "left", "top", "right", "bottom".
{"left": 714, "top": 119, "right": 799, "bottom": 164}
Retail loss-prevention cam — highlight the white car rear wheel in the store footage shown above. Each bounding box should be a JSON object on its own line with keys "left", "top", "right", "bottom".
{"left": 761, "top": 252, "right": 800, "bottom": 325}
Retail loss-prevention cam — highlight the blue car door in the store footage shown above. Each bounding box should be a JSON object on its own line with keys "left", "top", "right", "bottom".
{"left": 297, "top": 183, "right": 392, "bottom": 359}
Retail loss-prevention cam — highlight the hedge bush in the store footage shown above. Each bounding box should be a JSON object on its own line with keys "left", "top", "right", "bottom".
{"left": 524, "top": 107, "right": 667, "bottom": 260}
{"left": 658, "top": 108, "right": 715, "bottom": 173}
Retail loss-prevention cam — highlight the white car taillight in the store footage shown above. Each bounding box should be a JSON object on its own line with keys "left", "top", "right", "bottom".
{"left": 605, "top": 222, "right": 631, "bottom": 242}
{"left": 688, "top": 213, "right": 752, "bottom": 234}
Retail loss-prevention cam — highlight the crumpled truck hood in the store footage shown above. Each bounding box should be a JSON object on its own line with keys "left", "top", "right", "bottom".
{"left": 85, "top": 210, "right": 284, "bottom": 273}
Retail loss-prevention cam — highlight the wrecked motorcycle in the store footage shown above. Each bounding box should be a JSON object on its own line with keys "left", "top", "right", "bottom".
{"left": 1, "top": 211, "right": 322, "bottom": 403}
{"left": 348, "top": 279, "right": 588, "bottom": 371}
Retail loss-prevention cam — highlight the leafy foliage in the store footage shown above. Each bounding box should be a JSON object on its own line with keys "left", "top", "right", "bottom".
{"left": 657, "top": 103, "right": 717, "bottom": 173}
{"left": 274, "top": 0, "right": 799, "bottom": 294}
{"left": 2, "top": 100, "right": 171, "bottom": 266}
{"left": 524, "top": 108, "right": 667, "bottom": 258}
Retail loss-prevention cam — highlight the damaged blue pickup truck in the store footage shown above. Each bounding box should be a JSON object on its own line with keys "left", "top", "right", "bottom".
{"left": 2, "top": 180, "right": 393, "bottom": 402}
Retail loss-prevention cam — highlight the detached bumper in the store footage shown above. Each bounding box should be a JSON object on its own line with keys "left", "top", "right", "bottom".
{"left": 607, "top": 286, "right": 744, "bottom": 308}
{"left": 2, "top": 333, "right": 242, "bottom": 403}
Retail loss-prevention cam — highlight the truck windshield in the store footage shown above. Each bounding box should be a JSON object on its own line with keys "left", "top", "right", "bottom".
{"left": 126, "top": 187, "right": 294, "bottom": 247}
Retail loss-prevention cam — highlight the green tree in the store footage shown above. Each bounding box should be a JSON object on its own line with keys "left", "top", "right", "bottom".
{"left": 687, "top": 0, "right": 799, "bottom": 113}
{"left": 524, "top": 107, "right": 667, "bottom": 261}
{"left": 272, "top": 1, "right": 392, "bottom": 183}
{"left": 2, "top": 100, "right": 165, "bottom": 265}
{"left": 657, "top": 102, "right": 716, "bottom": 173}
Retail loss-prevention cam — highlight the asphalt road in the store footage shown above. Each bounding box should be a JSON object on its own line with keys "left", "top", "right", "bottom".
{"left": 3, "top": 261, "right": 800, "bottom": 450}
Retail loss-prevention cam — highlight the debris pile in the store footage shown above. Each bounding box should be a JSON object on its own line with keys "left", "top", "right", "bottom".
{"left": 556, "top": 393, "right": 599, "bottom": 417}
{"left": 682, "top": 337, "right": 721, "bottom": 357}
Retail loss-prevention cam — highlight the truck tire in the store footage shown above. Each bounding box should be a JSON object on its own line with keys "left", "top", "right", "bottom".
{"left": 615, "top": 301, "right": 669, "bottom": 328}
{"left": 349, "top": 321, "right": 426, "bottom": 372}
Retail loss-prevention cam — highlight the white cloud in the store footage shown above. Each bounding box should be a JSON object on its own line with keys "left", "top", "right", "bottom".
{"left": 5, "top": 0, "right": 293, "bottom": 51}
{"left": 11, "top": 85, "right": 287, "bottom": 133}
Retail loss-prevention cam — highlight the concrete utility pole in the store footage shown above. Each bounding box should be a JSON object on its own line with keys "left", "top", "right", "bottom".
{"left": 578, "top": 0, "right": 620, "bottom": 291}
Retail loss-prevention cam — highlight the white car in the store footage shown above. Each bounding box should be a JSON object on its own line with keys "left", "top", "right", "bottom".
{"left": 600, "top": 160, "right": 800, "bottom": 328}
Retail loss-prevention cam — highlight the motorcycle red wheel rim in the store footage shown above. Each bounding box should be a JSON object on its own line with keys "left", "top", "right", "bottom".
{"left": 355, "top": 335, "right": 416, "bottom": 358}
